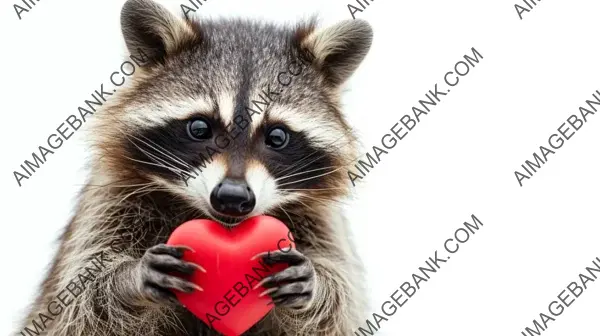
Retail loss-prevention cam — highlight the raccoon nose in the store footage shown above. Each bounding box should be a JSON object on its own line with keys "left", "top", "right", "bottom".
{"left": 210, "top": 178, "right": 256, "bottom": 217}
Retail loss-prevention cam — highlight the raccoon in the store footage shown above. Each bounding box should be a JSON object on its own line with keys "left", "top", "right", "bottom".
{"left": 18, "top": 0, "right": 373, "bottom": 335}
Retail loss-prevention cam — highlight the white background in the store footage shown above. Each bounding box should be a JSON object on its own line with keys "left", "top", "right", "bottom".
{"left": 1, "top": 0, "right": 599, "bottom": 335}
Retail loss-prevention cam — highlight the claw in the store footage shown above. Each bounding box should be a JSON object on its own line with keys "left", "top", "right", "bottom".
{"left": 190, "top": 283, "right": 204, "bottom": 292}
{"left": 259, "top": 287, "right": 279, "bottom": 297}
{"left": 253, "top": 276, "right": 273, "bottom": 290}
{"left": 172, "top": 245, "right": 195, "bottom": 253}
{"left": 189, "top": 262, "right": 207, "bottom": 273}
{"left": 250, "top": 250, "right": 278, "bottom": 261}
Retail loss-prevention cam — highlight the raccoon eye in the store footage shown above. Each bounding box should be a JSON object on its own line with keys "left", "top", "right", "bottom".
{"left": 187, "top": 118, "right": 212, "bottom": 141}
{"left": 265, "top": 126, "right": 289, "bottom": 149}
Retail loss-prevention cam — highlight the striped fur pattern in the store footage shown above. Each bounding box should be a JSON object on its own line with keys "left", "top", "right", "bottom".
{"left": 18, "top": 0, "right": 372, "bottom": 335}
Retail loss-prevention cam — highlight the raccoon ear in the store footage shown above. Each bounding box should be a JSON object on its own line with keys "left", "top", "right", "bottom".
{"left": 121, "top": 0, "right": 200, "bottom": 65}
{"left": 301, "top": 19, "right": 373, "bottom": 87}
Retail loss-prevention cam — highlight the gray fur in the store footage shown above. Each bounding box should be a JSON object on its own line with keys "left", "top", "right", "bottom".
{"left": 17, "top": 0, "right": 372, "bottom": 335}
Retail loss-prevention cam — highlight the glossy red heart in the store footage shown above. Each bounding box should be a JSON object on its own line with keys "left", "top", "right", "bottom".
{"left": 166, "top": 216, "right": 295, "bottom": 336}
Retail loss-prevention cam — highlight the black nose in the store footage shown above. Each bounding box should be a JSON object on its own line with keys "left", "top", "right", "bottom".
{"left": 210, "top": 178, "right": 256, "bottom": 217}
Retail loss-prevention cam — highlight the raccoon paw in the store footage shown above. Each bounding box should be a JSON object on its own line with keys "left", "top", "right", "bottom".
{"left": 134, "top": 244, "right": 205, "bottom": 305}
{"left": 255, "top": 249, "right": 316, "bottom": 310}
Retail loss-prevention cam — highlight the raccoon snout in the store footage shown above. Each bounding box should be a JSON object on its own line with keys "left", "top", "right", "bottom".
{"left": 209, "top": 178, "right": 256, "bottom": 217}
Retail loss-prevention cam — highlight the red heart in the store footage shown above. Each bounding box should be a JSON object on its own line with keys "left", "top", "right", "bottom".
{"left": 166, "top": 215, "right": 295, "bottom": 336}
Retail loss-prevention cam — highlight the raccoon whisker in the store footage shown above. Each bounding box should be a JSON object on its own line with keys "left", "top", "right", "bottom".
{"left": 295, "top": 195, "right": 331, "bottom": 208}
{"left": 276, "top": 135, "right": 352, "bottom": 176}
{"left": 182, "top": 204, "right": 202, "bottom": 217}
{"left": 115, "top": 184, "right": 158, "bottom": 207}
{"left": 145, "top": 144, "right": 196, "bottom": 173}
{"left": 282, "top": 193, "right": 336, "bottom": 209}
{"left": 172, "top": 205, "right": 198, "bottom": 222}
{"left": 86, "top": 182, "right": 153, "bottom": 189}
{"left": 283, "top": 144, "right": 374, "bottom": 185}
{"left": 81, "top": 180, "right": 155, "bottom": 192}
{"left": 146, "top": 151, "right": 195, "bottom": 177}
{"left": 125, "top": 139, "right": 193, "bottom": 177}
{"left": 297, "top": 193, "right": 351, "bottom": 207}
{"left": 280, "top": 187, "right": 347, "bottom": 191}
{"left": 278, "top": 206, "right": 296, "bottom": 226}
{"left": 277, "top": 140, "right": 355, "bottom": 180}
{"left": 128, "top": 139, "right": 187, "bottom": 172}
{"left": 131, "top": 186, "right": 174, "bottom": 200}
{"left": 133, "top": 134, "right": 196, "bottom": 171}
{"left": 276, "top": 125, "right": 359, "bottom": 175}
{"left": 126, "top": 135, "right": 192, "bottom": 174}
{"left": 122, "top": 155, "right": 193, "bottom": 178}
{"left": 285, "top": 198, "right": 314, "bottom": 214}
{"left": 274, "top": 166, "right": 340, "bottom": 182}
{"left": 277, "top": 167, "right": 345, "bottom": 187}
{"left": 274, "top": 151, "right": 332, "bottom": 178}
{"left": 90, "top": 182, "right": 169, "bottom": 204}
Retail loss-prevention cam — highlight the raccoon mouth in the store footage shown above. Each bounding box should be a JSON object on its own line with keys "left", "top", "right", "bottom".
{"left": 206, "top": 211, "right": 250, "bottom": 228}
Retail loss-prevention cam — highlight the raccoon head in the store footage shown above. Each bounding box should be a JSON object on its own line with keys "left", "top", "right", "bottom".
{"left": 91, "top": 0, "right": 372, "bottom": 226}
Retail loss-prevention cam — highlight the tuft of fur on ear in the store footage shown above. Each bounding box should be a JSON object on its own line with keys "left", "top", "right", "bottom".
{"left": 121, "top": 0, "right": 201, "bottom": 65}
{"left": 300, "top": 19, "right": 373, "bottom": 87}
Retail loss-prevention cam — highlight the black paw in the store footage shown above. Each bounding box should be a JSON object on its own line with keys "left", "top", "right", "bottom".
{"left": 254, "top": 249, "right": 316, "bottom": 310}
{"left": 135, "top": 244, "right": 205, "bottom": 305}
